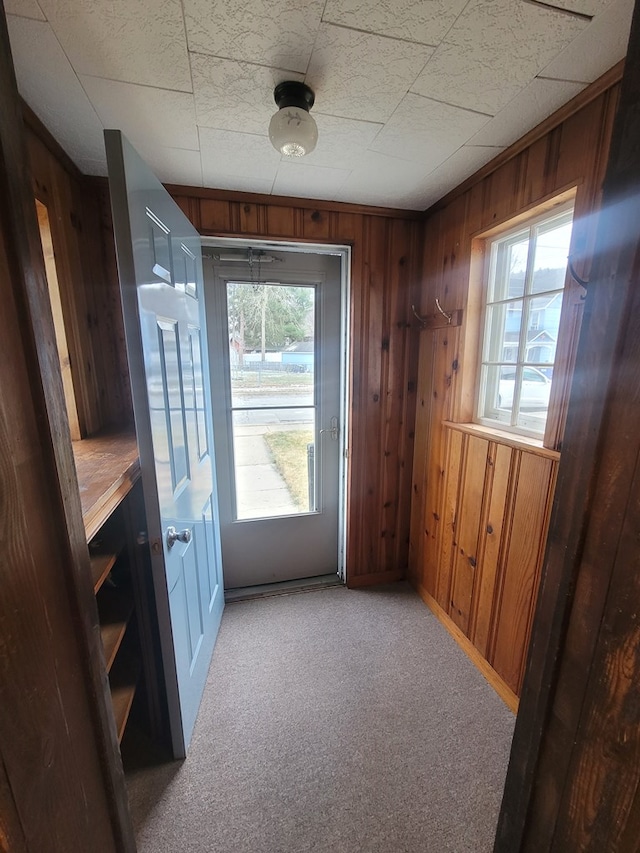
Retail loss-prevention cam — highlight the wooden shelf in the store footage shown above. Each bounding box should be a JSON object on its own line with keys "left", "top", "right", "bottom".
{"left": 110, "top": 657, "right": 141, "bottom": 744}
{"left": 72, "top": 429, "right": 140, "bottom": 542}
{"left": 90, "top": 553, "right": 118, "bottom": 593}
{"left": 98, "top": 584, "right": 135, "bottom": 672}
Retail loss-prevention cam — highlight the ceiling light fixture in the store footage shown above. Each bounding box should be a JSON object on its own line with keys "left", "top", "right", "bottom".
{"left": 269, "top": 81, "right": 318, "bottom": 158}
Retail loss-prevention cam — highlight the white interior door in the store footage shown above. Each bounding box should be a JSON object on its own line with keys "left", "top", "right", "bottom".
{"left": 105, "top": 131, "right": 224, "bottom": 757}
{"left": 204, "top": 247, "right": 345, "bottom": 589}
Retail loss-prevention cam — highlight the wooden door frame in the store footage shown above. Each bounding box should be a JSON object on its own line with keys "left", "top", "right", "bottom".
{"left": 0, "top": 9, "right": 135, "bottom": 852}
{"left": 495, "top": 0, "right": 640, "bottom": 847}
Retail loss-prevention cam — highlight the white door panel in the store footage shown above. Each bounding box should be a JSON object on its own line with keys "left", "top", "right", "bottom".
{"left": 105, "top": 131, "right": 224, "bottom": 757}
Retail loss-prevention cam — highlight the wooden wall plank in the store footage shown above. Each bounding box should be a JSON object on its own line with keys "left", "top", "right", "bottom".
{"left": 449, "top": 434, "right": 488, "bottom": 633}
{"left": 491, "top": 453, "right": 553, "bottom": 693}
{"left": 435, "top": 425, "right": 463, "bottom": 609}
{"left": 471, "top": 441, "right": 513, "bottom": 658}
{"left": 200, "top": 198, "right": 233, "bottom": 233}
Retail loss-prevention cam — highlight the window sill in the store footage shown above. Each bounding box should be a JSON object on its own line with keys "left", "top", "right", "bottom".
{"left": 443, "top": 421, "right": 561, "bottom": 461}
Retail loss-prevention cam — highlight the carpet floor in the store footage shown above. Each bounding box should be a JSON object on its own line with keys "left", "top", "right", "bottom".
{"left": 126, "top": 583, "right": 515, "bottom": 852}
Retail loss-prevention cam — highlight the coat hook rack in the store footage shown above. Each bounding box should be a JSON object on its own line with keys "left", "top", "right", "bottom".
{"left": 412, "top": 299, "right": 463, "bottom": 330}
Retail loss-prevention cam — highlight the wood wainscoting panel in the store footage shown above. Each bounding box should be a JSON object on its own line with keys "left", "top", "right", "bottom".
{"left": 490, "top": 452, "right": 555, "bottom": 695}
{"left": 449, "top": 434, "right": 489, "bottom": 634}
{"left": 471, "top": 441, "right": 513, "bottom": 659}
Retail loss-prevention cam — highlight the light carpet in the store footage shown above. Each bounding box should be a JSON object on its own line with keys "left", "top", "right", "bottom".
{"left": 126, "top": 583, "right": 514, "bottom": 852}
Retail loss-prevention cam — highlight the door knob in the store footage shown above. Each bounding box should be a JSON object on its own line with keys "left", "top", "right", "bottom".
{"left": 166, "top": 526, "right": 192, "bottom": 549}
{"left": 320, "top": 416, "right": 339, "bottom": 441}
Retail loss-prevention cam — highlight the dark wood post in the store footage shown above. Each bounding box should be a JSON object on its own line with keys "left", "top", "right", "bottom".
{"left": 496, "top": 0, "right": 640, "bottom": 848}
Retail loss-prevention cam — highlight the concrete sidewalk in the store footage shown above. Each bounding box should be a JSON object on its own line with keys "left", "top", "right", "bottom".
{"left": 233, "top": 426, "right": 298, "bottom": 519}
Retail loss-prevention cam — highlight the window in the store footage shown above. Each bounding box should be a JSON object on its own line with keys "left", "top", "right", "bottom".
{"left": 477, "top": 203, "right": 574, "bottom": 437}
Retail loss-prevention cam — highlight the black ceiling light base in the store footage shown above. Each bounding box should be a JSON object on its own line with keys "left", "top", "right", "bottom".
{"left": 273, "top": 81, "right": 315, "bottom": 113}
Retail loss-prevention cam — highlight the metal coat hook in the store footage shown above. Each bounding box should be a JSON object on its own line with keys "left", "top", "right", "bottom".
{"left": 435, "top": 298, "right": 453, "bottom": 324}
{"left": 411, "top": 304, "right": 426, "bottom": 325}
{"left": 568, "top": 255, "right": 589, "bottom": 288}
{"left": 412, "top": 301, "right": 462, "bottom": 329}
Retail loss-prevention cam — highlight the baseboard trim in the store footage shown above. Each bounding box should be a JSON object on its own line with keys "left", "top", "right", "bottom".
{"left": 347, "top": 570, "right": 404, "bottom": 589}
{"left": 415, "top": 583, "right": 519, "bottom": 714}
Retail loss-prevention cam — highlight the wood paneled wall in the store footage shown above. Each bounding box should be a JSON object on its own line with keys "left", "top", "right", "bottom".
{"left": 410, "top": 65, "right": 622, "bottom": 700}
{"left": 92, "top": 182, "right": 424, "bottom": 585}
{"left": 24, "top": 108, "right": 133, "bottom": 434}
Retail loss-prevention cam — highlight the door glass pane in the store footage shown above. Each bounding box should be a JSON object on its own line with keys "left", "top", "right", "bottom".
{"left": 227, "top": 282, "right": 315, "bottom": 408}
{"left": 232, "top": 409, "right": 316, "bottom": 520}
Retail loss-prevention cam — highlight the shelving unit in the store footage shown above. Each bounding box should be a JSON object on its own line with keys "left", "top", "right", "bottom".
{"left": 73, "top": 429, "right": 146, "bottom": 744}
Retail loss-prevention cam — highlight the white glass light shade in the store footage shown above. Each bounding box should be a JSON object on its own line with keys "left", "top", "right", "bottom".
{"left": 269, "top": 106, "right": 318, "bottom": 157}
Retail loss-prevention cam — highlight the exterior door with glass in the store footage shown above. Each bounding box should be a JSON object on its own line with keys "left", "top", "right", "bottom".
{"left": 204, "top": 249, "right": 344, "bottom": 589}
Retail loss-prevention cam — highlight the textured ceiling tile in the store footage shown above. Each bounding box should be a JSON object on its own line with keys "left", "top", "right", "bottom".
{"left": 272, "top": 161, "right": 350, "bottom": 200}
{"left": 7, "top": 15, "right": 105, "bottom": 165}
{"left": 80, "top": 76, "right": 198, "bottom": 152}
{"left": 322, "top": 0, "right": 468, "bottom": 45}
{"left": 321, "top": 0, "right": 468, "bottom": 46}
{"left": 306, "top": 24, "right": 434, "bottom": 123}
{"left": 411, "top": 0, "right": 587, "bottom": 114}
{"left": 334, "top": 150, "right": 433, "bottom": 208}
{"left": 143, "top": 146, "right": 203, "bottom": 186}
{"left": 37, "top": 0, "right": 192, "bottom": 91}
{"left": 550, "top": 0, "right": 616, "bottom": 13}
{"left": 469, "top": 78, "right": 585, "bottom": 147}
{"left": 370, "top": 93, "right": 489, "bottom": 169}
{"left": 540, "top": 0, "right": 633, "bottom": 81}
{"left": 302, "top": 114, "right": 383, "bottom": 169}
{"left": 199, "top": 127, "right": 281, "bottom": 182}
{"left": 4, "top": 0, "right": 45, "bottom": 20}
{"left": 415, "top": 144, "right": 507, "bottom": 209}
{"left": 192, "top": 54, "right": 303, "bottom": 135}
{"left": 184, "top": 0, "right": 324, "bottom": 74}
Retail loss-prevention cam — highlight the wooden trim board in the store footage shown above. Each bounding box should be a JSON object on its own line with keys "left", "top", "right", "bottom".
{"left": 415, "top": 583, "right": 519, "bottom": 714}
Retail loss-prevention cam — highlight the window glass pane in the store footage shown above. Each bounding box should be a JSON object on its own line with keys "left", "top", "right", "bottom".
{"left": 517, "top": 367, "right": 553, "bottom": 431}
{"left": 525, "top": 293, "right": 562, "bottom": 366}
{"left": 227, "top": 282, "right": 315, "bottom": 408}
{"left": 232, "top": 409, "right": 315, "bottom": 520}
{"left": 479, "top": 364, "right": 514, "bottom": 422}
{"left": 531, "top": 218, "right": 572, "bottom": 294}
{"left": 484, "top": 301, "right": 522, "bottom": 363}
{"left": 491, "top": 235, "right": 528, "bottom": 301}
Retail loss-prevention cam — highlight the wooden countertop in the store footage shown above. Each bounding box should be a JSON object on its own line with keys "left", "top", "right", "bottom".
{"left": 72, "top": 430, "right": 140, "bottom": 541}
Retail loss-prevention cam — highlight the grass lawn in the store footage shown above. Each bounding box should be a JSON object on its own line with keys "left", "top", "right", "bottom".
{"left": 264, "top": 429, "right": 314, "bottom": 511}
